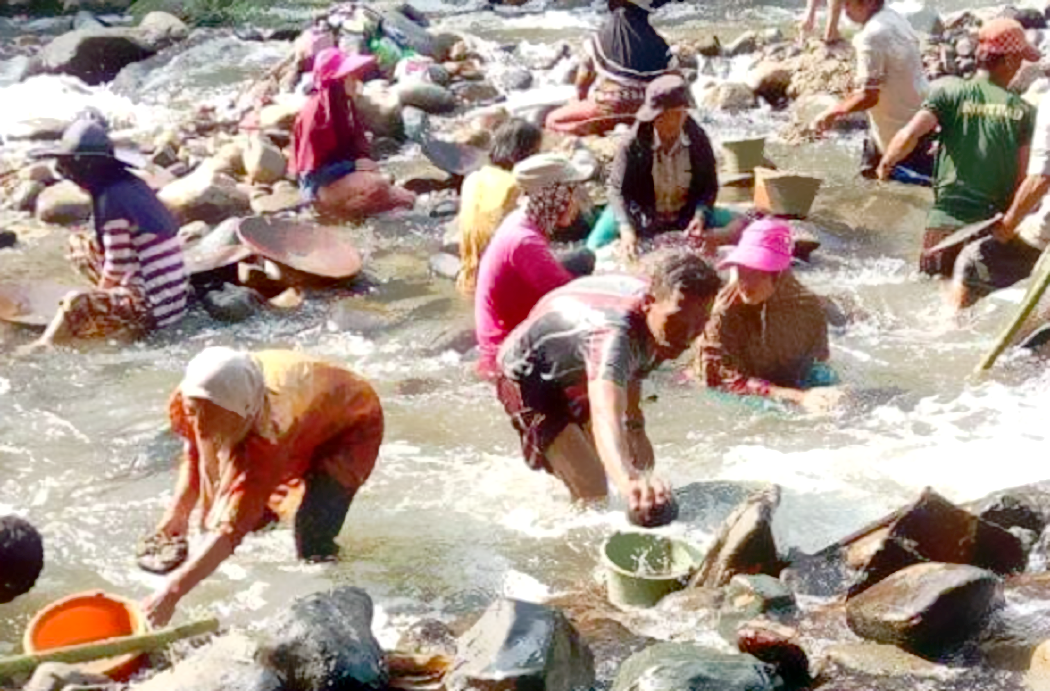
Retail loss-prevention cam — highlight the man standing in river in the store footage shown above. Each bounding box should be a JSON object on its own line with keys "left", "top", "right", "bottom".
{"left": 877, "top": 18, "right": 1037, "bottom": 278}
{"left": 494, "top": 252, "right": 722, "bottom": 524}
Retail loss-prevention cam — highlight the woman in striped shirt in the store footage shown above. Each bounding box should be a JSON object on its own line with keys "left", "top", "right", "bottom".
{"left": 21, "top": 119, "right": 189, "bottom": 353}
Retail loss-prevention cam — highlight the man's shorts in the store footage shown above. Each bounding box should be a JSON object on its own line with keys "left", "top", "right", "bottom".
{"left": 954, "top": 235, "right": 1043, "bottom": 298}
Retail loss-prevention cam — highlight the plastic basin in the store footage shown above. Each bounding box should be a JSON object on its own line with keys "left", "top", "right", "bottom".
{"left": 753, "top": 167, "right": 823, "bottom": 219}
{"left": 24, "top": 591, "right": 149, "bottom": 680}
{"left": 602, "top": 532, "right": 704, "bottom": 608}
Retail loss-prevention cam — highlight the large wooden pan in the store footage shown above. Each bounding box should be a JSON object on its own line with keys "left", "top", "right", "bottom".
{"left": 235, "top": 216, "right": 362, "bottom": 280}
{"left": 0, "top": 281, "right": 80, "bottom": 327}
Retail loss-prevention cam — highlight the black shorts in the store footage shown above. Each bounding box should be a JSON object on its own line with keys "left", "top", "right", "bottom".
{"left": 954, "top": 236, "right": 1043, "bottom": 298}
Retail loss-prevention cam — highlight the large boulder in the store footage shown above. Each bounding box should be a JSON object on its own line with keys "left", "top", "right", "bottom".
{"left": 132, "top": 633, "right": 280, "bottom": 691}
{"left": 700, "top": 82, "right": 756, "bottom": 112}
{"left": 845, "top": 562, "right": 1003, "bottom": 658}
{"left": 379, "top": 9, "right": 436, "bottom": 58}
{"left": 0, "top": 515, "right": 44, "bottom": 604}
{"left": 356, "top": 85, "right": 404, "bottom": 139}
{"left": 23, "top": 28, "right": 157, "bottom": 85}
{"left": 612, "top": 643, "right": 783, "bottom": 691}
{"left": 736, "top": 622, "right": 809, "bottom": 689}
{"left": 446, "top": 599, "right": 595, "bottom": 691}
{"left": 690, "top": 486, "right": 781, "bottom": 589}
{"left": 243, "top": 136, "right": 286, "bottom": 185}
{"left": 137, "top": 11, "right": 188, "bottom": 50}
{"left": 258, "top": 103, "right": 300, "bottom": 132}
{"left": 35, "top": 181, "right": 92, "bottom": 225}
{"left": 257, "top": 586, "right": 388, "bottom": 691}
{"left": 158, "top": 166, "right": 251, "bottom": 225}
{"left": 396, "top": 82, "right": 457, "bottom": 114}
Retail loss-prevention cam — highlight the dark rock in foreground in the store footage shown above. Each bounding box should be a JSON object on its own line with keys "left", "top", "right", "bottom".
{"left": 846, "top": 562, "right": 1003, "bottom": 659}
{"left": 446, "top": 598, "right": 595, "bottom": 691}
{"left": 0, "top": 515, "right": 44, "bottom": 604}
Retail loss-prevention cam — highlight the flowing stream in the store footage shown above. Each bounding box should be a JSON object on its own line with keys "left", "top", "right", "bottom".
{"left": 0, "top": 0, "right": 1047, "bottom": 675}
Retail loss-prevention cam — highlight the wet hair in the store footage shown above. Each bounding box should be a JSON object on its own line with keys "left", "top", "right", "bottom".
{"left": 0, "top": 515, "right": 44, "bottom": 604}
{"left": 488, "top": 119, "right": 543, "bottom": 171}
{"left": 647, "top": 250, "right": 723, "bottom": 301}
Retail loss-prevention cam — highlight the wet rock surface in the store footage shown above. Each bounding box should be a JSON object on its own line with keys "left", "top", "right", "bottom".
{"left": 612, "top": 643, "right": 783, "bottom": 691}
{"left": 133, "top": 633, "right": 281, "bottom": 691}
{"left": 446, "top": 598, "right": 595, "bottom": 691}
{"left": 846, "top": 562, "right": 1003, "bottom": 658}
{"left": 691, "top": 485, "right": 782, "bottom": 589}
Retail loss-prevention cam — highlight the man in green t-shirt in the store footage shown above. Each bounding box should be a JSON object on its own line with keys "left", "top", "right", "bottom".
{"left": 878, "top": 18, "right": 1037, "bottom": 278}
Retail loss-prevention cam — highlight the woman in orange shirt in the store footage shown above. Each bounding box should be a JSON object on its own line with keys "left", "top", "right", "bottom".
{"left": 139, "top": 347, "right": 384, "bottom": 627}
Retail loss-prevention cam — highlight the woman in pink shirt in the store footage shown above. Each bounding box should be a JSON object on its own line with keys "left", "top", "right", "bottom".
{"left": 474, "top": 154, "right": 591, "bottom": 377}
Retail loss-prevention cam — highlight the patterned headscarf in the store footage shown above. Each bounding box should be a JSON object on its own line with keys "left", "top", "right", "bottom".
{"left": 523, "top": 182, "right": 576, "bottom": 236}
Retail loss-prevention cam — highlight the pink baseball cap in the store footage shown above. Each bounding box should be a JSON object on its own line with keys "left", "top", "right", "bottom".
{"left": 718, "top": 219, "right": 794, "bottom": 273}
{"left": 312, "top": 47, "right": 376, "bottom": 89}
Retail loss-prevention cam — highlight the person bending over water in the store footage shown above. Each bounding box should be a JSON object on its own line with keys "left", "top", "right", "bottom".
{"left": 474, "top": 154, "right": 593, "bottom": 378}
{"left": 494, "top": 252, "right": 722, "bottom": 524}
{"left": 140, "top": 347, "right": 383, "bottom": 627}
{"left": 291, "top": 47, "right": 415, "bottom": 219}
{"left": 457, "top": 119, "right": 544, "bottom": 295}
{"left": 545, "top": 0, "right": 672, "bottom": 137}
{"left": 878, "top": 19, "right": 1036, "bottom": 278}
{"left": 696, "top": 220, "right": 842, "bottom": 412}
{"left": 20, "top": 119, "right": 189, "bottom": 354}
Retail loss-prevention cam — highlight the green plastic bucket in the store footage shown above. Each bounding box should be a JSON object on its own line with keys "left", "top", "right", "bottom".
{"left": 602, "top": 532, "right": 704, "bottom": 608}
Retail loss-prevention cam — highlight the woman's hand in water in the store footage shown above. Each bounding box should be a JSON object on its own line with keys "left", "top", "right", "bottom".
{"left": 142, "top": 581, "right": 181, "bottom": 628}
{"left": 626, "top": 474, "right": 672, "bottom": 522}
{"left": 800, "top": 386, "right": 846, "bottom": 413}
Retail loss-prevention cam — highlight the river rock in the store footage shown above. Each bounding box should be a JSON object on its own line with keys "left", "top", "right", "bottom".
{"left": 690, "top": 486, "right": 781, "bottom": 589}
{"left": 22, "top": 662, "right": 114, "bottom": 691}
{"left": 822, "top": 642, "right": 948, "bottom": 679}
{"left": 0, "top": 230, "right": 16, "bottom": 249}
{"left": 613, "top": 643, "right": 782, "bottom": 691}
{"left": 210, "top": 142, "right": 246, "bottom": 178}
{"left": 159, "top": 167, "right": 251, "bottom": 225}
{"left": 452, "top": 81, "right": 501, "bottom": 105}
{"left": 356, "top": 85, "right": 404, "bottom": 139}
{"left": 726, "top": 574, "right": 796, "bottom": 616}
{"left": 498, "top": 67, "right": 534, "bottom": 92}
{"left": 201, "top": 284, "right": 262, "bottom": 323}
{"left": 379, "top": 8, "right": 436, "bottom": 58}
{"left": 257, "top": 586, "right": 388, "bottom": 691}
{"left": 1031, "top": 640, "right": 1050, "bottom": 688}
{"left": 429, "top": 252, "right": 461, "bottom": 280}
{"left": 402, "top": 106, "right": 431, "bottom": 144}
{"left": 244, "top": 136, "right": 286, "bottom": 185}
{"left": 446, "top": 598, "right": 595, "bottom": 691}
{"left": 0, "top": 515, "right": 44, "bottom": 604}
{"left": 251, "top": 184, "right": 302, "bottom": 215}
{"left": 258, "top": 103, "right": 300, "bottom": 132}
{"left": 737, "top": 622, "right": 809, "bottom": 689}
{"left": 846, "top": 562, "right": 1003, "bottom": 658}
{"left": 21, "top": 162, "right": 57, "bottom": 185}
{"left": 1001, "top": 6, "right": 1047, "bottom": 30}
{"left": 13, "top": 180, "right": 46, "bottom": 213}
{"left": 723, "top": 31, "right": 759, "bottom": 57}
{"left": 133, "top": 633, "right": 280, "bottom": 691}
{"left": 397, "top": 82, "right": 457, "bottom": 114}
{"left": 745, "top": 61, "right": 791, "bottom": 109}
{"left": 701, "top": 82, "right": 755, "bottom": 112}
{"left": 138, "top": 11, "right": 188, "bottom": 49}
{"left": 967, "top": 483, "right": 1050, "bottom": 535}
{"left": 35, "top": 180, "right": 92, "bottom": 225}
{"left": 396, "top": 619, "right": 458, "bottom": 657}
{"left": 23, "top": 28, "right": 157, "bottom": 85}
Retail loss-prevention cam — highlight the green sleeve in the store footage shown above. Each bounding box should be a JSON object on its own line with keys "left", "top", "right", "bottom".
{"left": 922, "top": 81, "right": 956, "bottom": 129}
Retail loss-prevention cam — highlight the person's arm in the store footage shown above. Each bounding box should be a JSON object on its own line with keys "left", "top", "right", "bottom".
{"left": 877, "top": 110, "right": 939, "bottom": 181}
{"left": 998, "top": 172, "right": 1050, "bottom": 242}
{"left": 624, "top": 379, "right": 653, "bottom": 472}
{"left": 605, "top": 134, "right": 642, "bottom": 253}
{"left": 813, "top": 88, "right": 880, "bottom": 133}
{"left": 100, "top": 220, "right": 136, "bottom": 289}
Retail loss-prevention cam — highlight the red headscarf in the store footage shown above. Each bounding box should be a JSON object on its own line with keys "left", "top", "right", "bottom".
{"left": 290, "top": 48, "right": 376, "bottom": 176}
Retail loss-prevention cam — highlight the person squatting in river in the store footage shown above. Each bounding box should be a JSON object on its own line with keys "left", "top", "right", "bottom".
{"left": 20, "top": 118, "right": 190, "bottom": 354}
{"left": 139, "top": 347, "right": 384, "bottom": 627}
{"left": 493, "top": 251, "right": 723, "bottom": 525}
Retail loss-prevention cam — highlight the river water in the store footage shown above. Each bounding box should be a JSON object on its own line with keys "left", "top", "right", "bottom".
{"left": 0, "top": 0, "right": 1048, "bottom": 672}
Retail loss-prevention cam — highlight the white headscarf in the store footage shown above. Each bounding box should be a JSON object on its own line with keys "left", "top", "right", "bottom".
{"left": 180, "top": 347, "right": 265, "bottom": 423}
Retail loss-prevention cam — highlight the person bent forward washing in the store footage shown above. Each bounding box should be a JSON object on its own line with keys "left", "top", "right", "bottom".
{"left": 494, "top": 252, "right": 722, "bottom": 525}
{"left": 140, "top": 348, "right": 383, "bottom": 627}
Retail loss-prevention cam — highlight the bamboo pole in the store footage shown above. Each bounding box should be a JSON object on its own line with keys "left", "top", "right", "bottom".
{"left": 0, "top": 618, "right": 219, "bottom": 679}
{"left": 974, "top": 248, "right": 1050, "bottom": 375}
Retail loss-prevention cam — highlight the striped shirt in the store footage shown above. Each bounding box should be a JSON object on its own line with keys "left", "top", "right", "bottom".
{"left": 95, "top": 177, "right": 189, "bottom": 328}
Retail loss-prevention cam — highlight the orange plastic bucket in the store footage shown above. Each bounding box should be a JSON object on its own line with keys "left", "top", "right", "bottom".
{"left": 24, "top": 591, "right": 149, "bottom": 680}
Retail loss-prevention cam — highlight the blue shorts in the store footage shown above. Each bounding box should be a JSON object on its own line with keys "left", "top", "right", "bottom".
{"left": 299, "top": 160, "right": 356, "bottom": 202}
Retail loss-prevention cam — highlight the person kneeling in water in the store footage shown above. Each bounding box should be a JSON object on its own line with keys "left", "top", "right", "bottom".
{"left": 140, "top": 347, "right": 383, "bottom": 627}
{"left": 494, "top": 252, "right": 722, "bottom": 524}
{"left": 696, "top": 220, "right": 843, "bottom": 411}
{"left": 291, "top": 48, "right": 415, "bottom": 219}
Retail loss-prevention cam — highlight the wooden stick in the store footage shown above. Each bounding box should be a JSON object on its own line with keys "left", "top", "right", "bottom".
{"left": 0, "top": 618, "right": 219, "bottom": 679}
{"left": 974, "top": 248, "right": 1050, "bottom": 375}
